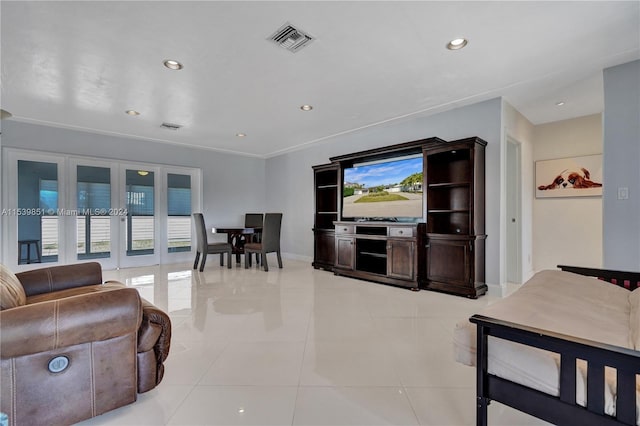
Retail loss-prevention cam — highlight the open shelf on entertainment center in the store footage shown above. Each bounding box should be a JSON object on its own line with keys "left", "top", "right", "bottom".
{"left": 422, "top": 137, "right": 487, "bottom": 298}
{"left": 356, "top": 238, "right": 388, "bottom": 275}
{"left": 312, "top": 163, "right": 340, "bottom": 271}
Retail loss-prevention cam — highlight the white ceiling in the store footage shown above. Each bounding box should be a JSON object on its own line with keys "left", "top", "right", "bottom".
{"left": 2, "top": 1, "right": 639, "bottom": 158}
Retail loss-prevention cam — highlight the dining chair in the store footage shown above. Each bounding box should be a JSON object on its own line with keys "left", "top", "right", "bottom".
{"left": 244, "top": 213, "right": 263, "bottom": 229}
{"left": 244, "top": 213, "right": 282, "bottom": 271}
{"left": 244, "top": 213, "right": 263, "bottom": 263}
{"left": 192, "top": 213, "right": 232, "bottom": 272}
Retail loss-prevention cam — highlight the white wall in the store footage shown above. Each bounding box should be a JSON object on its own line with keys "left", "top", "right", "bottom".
{"left": 2, "top": 100, "right": 506, "bottom": 289}
{"left": 0, "top": 125, "right": 3, "bottom": 260}
{"left": 603, "top": 60, "right": 640, "bottom": 271}
{"left": 1, "top": 121, "right": 266, "bottom": 244}
{"left": 502, "top": 101, "right": 535, "bottom": 282}
{"left": 4, "top": 59, "right": 637, "bottom": 279}
{"left": 532, "top": 114, "right": 603, "bottom": 271}
{"left": 266, "top": 98, "right": 505, "bottom": 289}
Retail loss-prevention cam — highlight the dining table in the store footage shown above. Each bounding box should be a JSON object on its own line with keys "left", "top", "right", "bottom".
{"left": 211, "top": 226, "right": 262, "bottom": 263}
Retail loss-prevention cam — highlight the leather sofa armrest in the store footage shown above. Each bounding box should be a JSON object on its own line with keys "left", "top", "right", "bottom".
{"left": 0, "top": 287, "right": 141, "bottom": 359}
{"left": 16, "top": 262, "right": 104, "bottom": 297}
{"left": 138, "top": 297, "right": 171, "bottom": 362}
{"left": 136, "top": 298, "right": 171, "bottom": 392}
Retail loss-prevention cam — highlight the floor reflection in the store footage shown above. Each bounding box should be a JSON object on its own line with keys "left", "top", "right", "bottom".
{"left": 89, "top": 260, "right": 549, "bottom": 426}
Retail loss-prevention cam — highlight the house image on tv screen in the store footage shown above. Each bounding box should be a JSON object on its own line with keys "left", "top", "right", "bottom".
{"left": 343, "top": 155, "right": 423, "bottom": 220}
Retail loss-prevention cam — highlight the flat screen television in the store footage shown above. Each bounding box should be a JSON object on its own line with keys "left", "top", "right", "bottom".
{"left": 342, "top": 153, "right": 423, "bottom": 222}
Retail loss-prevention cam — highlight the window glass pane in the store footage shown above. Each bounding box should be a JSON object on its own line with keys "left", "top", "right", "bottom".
{"left": 39, "top": 180, "right": 58, "bottom": 210}
{"left": 168, "top": 188, "right": 191, "bottom": 215}
{"left": 126, "top": 170, "right": 154, "bottom": 255}
{"left": 77, "top": 165, "right": 110, "bottom": 210}
{"left": 168, "top": 173, "right": 191, "bottom": 216}
{"left": 127, "top": 186, "right": 154, "bottom": 215}
{"left": 167, "top": 173, "right": 191, "bottom": 252}
{"left": 77, "top": 165, "right": 111, "bottom": 259}
{"left": 17, "top": 160, "right": 58, "bottom": 263}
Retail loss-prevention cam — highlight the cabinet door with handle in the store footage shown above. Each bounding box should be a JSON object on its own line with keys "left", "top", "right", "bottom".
{"left": 425, "top": 238, "right": 472, "bottom": 286}
{"left": 313, "top": 230, "right": 335, "bottom": 270}
{"left": 387, "top": 239, "right": 415, "bottom": 280}
{"left": 335, "top": 236, "right": 355, "bottom": 270}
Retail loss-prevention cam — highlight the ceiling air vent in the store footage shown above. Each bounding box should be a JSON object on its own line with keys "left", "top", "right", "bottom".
{"left": 160, "top": 122, "right": 182, "bottom": 130}
{"left": 268, "top": 23, "right": 314, "bottom": 53}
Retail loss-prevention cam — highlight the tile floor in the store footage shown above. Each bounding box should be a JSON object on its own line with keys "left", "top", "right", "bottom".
{"left": 79, "top": 258, "right": 549, "bottom": 425}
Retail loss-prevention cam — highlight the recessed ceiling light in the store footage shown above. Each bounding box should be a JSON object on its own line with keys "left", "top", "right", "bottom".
{"left": 125, "top": 110, "right": 140, "bottom": 116}
{"left": 236, "top": 133, "right": 246, "bottom": 137}
{"left": 300, "top": 105, "right": 313, "bottom": 111}
{"left": 163, "top": 59, "right": 183, "bottom": 70}
{"left": 447, "top": 38, "right": 468, "bottom": 50}
{"left": 555, "top": 101, "right": 565, "bottom": 106}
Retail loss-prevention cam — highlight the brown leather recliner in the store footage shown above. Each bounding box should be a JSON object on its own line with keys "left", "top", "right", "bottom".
{"left": 0, "top": 262, "right": 171, "bottom": 426}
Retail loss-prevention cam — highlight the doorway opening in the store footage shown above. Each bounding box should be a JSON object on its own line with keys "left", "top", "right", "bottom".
{"left": 506, "top": 137, "right": 522, "bottom": 284}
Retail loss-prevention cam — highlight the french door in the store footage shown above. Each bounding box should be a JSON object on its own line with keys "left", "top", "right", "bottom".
{"left": 2, "top": 149, "right": 200, "bottom": 271}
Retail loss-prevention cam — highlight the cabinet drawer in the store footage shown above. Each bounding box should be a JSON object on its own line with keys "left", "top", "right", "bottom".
{"left": 335, "top": 224, "right": 355, "bottom": 234}
{"left": 389, "top": 227, "right": 414, "bottom": 238}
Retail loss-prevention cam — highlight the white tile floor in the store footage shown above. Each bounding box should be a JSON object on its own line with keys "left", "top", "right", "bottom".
{"left": 79, "top": 258, "right": 549, "bottom": 426}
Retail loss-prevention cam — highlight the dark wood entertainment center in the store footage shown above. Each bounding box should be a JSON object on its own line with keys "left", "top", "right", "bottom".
{"left": 312, "top": 136, "right": 487, "bottom": 298}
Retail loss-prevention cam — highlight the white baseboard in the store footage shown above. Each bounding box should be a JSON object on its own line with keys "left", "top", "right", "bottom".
{"left": 486, "top": 281, "right": 507, "bottom": 298}
{"left": 281, "top": 252, "right": 313, "bottom": 263}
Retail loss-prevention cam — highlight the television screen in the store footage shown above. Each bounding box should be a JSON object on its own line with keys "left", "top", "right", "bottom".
{"left": 342, "top": 154, "right": 423, "bottom": 220}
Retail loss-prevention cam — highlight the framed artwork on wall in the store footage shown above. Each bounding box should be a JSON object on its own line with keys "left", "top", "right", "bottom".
{"left": 535, "top": 154, "right": 603, "bottom": 198}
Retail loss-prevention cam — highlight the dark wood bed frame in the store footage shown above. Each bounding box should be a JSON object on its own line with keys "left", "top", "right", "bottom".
{"left": 471, "top": 265, "right": 640, "bottom": 426}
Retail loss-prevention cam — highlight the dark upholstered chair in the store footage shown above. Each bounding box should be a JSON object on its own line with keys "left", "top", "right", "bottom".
{"left": 244, "top": 213, "right": 263, "bottom": 229}
{"left": 244, "top": 213, "right": 263, "bottom": 263}
{"left": 193, "top": 213, "right": 232, "bottom": 272}
{"left": 245, "top": 213, "right": 283, "bottom": 271}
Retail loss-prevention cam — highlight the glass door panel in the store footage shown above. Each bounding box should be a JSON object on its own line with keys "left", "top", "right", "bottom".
{"left": 126, "top": 169, "right": 155, "bottom": 256}
{"left": 167, "top": 173, "right": 191, "bottom": 253}
{"left": 17, "top": 160, "right": 58, "bottom": 264}
{"left": 76, "top": 165, "right": 111, "bottom": 260}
